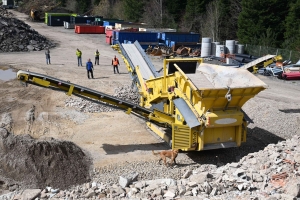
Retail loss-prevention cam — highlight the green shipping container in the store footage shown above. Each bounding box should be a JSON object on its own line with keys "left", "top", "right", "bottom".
{"left": 45, "top": 13, "right": 77, "bottom": 24}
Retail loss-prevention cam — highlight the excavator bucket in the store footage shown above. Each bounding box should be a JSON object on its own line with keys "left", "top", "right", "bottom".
{"left": 176, "top": 47, "right": 189, "bottom": 56}
{"left": 150, "top": 46, "right": 162, "bottom": 56}
{"left": 153, "top": 48, "right": 162, "bottom": 56}
{"left": 146, "top": 46, "right": 152, "bottom": 54}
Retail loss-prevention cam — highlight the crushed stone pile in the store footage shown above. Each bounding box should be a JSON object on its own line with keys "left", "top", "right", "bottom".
{"left": 65, "top": 85, "right": 140, "bottom": 113}
{"left": 0, "top": 7, "right": 13, "bottom": 17}
{"left": 0, "top": 128, "right": 92, "bottom": 192}
{"left": 0, "top": 7, "right": 55, "bottom": 52}
{"left": 3, "top": 135, "right": 300, "bottom": 199}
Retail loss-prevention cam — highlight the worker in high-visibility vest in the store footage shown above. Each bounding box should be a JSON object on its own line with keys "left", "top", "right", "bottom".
{"left": 76, "top": 48, "right": 82, "bottom": 67}
{"left": 111, "top": 55, "right": 120, "bottom": 74}
{"left": 94, "top": 49, "right": 100, "bottom": 65}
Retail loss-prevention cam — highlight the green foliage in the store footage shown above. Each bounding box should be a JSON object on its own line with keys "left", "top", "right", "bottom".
{"left": 218, "top": 0, "right": 235, "bottom": 40}
{"left": 75, "top": 0, "right": 92, "bottom": 14}
{"left": 184, "top": 0, "right": 209, "bottom": 21}
{"left": 94, "top": 0, "right": 101, "bottom": 5}
{"left": 165, "top": 0, "right": 187, "bottom": 22}
{"left": 56, "top": 0, "right": 66, "bottom": 7}
{"left": 124, "top": 0, "right": 145, "bottom": 22}
{"left": 238, "top": 0, "right": 290, "bottom": 48}
{"left": 183, "top": 0, "right": 210, "bottom": 32}
{"left": 283, "top": 0, "right": 300, "bottom": 50}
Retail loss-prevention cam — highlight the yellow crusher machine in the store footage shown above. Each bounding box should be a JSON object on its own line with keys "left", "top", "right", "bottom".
{"left": 17, "top": 41, "right": 267, "bottom": 152}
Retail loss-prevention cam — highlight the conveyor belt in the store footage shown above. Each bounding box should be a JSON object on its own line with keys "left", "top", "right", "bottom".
{"left": 240, "top": 55, "right": 276, "bottom": 70}
{"left": 121, "top": 41, "right": 158, "bottom": 80}
{"left": 17, "top": 70, "right": 152, "bottom": 116}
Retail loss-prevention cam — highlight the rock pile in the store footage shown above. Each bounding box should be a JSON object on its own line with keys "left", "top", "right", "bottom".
{"left": 0, "top": 128, "right": 92, "bottom": 192}
{"left": 3, "top": 135, "right": 300, "bottom": 199}
{"left": 114, "top": 85, "right": 140, "bottom": 105}
{"left": 0, "top": 7, "right": 13, "bottom": 17}
{"left": 65, "top": 85, "right": 140, "bottom": 113}
{"left": 0, "top": 8, "right": 55, "bottom": 52}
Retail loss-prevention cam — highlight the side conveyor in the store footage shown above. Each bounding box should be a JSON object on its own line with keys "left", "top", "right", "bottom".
{"left": 17, "top": 70, "right": 152, "bottom": 117}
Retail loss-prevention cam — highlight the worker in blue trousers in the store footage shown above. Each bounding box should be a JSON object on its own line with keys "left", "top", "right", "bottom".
{"left": 86, "top": 58, "right": 94, "bottom": 79}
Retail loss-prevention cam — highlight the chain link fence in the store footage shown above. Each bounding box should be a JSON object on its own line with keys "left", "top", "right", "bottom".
{"left": 244, "top": 44, "right": 300, "bottom": 63}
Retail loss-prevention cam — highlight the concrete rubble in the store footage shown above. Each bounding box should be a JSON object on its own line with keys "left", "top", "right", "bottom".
{"left": 65, "top": 85, "right": 140, "bottom": 113}
{"left": 0, "top": 7, "right": 55, "bottom": 53}
{"left": 0, "top": 135, "right": 299, "bottom": 199}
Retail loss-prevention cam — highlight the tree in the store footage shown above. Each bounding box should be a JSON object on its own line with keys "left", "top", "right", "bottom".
{"left": 217, "top": 0, "right": 240, "bottom": 41}
{"left": 93, "top": 0, "right": 112, "bottom": 18}
{"left": 165, "top": 0, "right": 187, "bottom": 23}
{"left": 283, "top": 0, "right": 300, "bottom": 50}
{"left": 124, "top": 0, "right": 145, "bottom": 22}
{"left": 142, "top": 0, "right": 163, "bottom": 27}
{"left": 237, "top": 0, "right": 290, "bottom": 47}
{"left": 56, "top": 0, "right": 67, "bottom": 7}
{"left": 75, "top": 0, "right": 92, "bottom": 14}
{"left": 196, "top": 0, "right": 221, "bottom": 41}
{"left": 142, "top": 0, "right": 177, "bottom": 28}
{"left": 182, "top": 0, "right": 210, "bottom": 32}
{"left": 94, "top": 0, "right": 101, "bottom": 5}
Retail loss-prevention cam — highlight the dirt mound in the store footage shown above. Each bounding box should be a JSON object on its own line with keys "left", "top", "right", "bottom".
{"left": 0, "top": 128, "right": 92, "bottom": 190}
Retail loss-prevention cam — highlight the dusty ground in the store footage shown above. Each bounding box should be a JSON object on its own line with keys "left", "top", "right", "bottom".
{"left": 0, "top": 10, "right": 167, "bottom": 169}
{"left": 0, "top": 10, "right": 300, "bottom": 173}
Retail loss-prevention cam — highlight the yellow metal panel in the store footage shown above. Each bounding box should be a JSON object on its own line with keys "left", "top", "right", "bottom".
{"left": 172, "top": 124, "right": 191, "bottom": 149}
{"left": 235, "top": 125, "right": 242, "bottom": 147}
{"left": 204, "top": 126, "right": 236, "bottom": 144}
{"left": 146, "top": 122, "right": 171, "bottom": 144}
{"left": 206, "top": 110, "right": 243, "bottom": 128}
{"left": 32, "top": 77, "right": 50, "bottom": 87}
{"left": 198, "top": 129, "right": 204, "bottom": 150}
{"left": 67, "top": 85, "right": 74, "bottom": 96}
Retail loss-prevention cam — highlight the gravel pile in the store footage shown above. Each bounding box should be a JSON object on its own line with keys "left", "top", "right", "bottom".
{"left": 4, "top": 135, "right": 300, "bottom": 199}
{"left": 0, "top": 128, "right": 92, "bottom": 193}
{"left": 64, "top": 85, "right": 140, "bottom": 113}
{"left": 0, "top": 8, "right": 55, "bottom": 52}
{"left": 0, "top": 7, "right": 13, "bottom": 17}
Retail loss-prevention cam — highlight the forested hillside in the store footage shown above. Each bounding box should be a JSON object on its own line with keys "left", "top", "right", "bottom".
{"left": 18, "top": 0, "right": 300, "bottom": 50}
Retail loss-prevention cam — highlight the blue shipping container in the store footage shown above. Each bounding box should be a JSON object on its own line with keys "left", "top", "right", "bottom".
{"left": 170, "top": 41, "right": 176, "bottom": 47}
{"left": 103, "top": 21, "right": 119, "bottom": 26}
{"left": 112, "top": 39, "right": 119, "bottom": 45}
{"left": 161, "top": 32, "right": 200, "bottom": 43}
{"left": 157, "top": 32, "right": 161, "bottom": 39}
{"left": 117, "top": 32, "right": 158, "bottom": 43}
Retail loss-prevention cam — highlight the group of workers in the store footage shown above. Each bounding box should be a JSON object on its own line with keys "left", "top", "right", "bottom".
{"left": 45, "top": 48, "right": 120, "bottom": 79}
{"left": 76, "top": 49, "right": 120, "bottom": 79}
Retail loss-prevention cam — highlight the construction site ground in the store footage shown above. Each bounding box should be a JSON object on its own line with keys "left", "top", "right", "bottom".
{"left": 0, "top": 10, "right": 300, "bottom": 175}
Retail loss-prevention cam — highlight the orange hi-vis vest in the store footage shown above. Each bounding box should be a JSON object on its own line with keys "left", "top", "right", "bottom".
{"left": 113, "top": 58, "right": 119, "bottom": 65}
